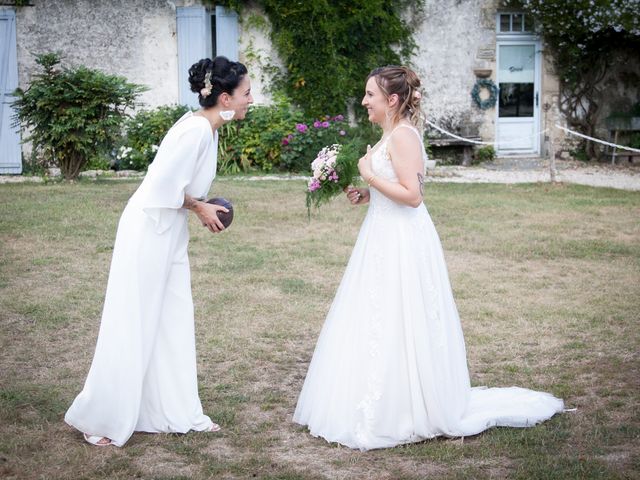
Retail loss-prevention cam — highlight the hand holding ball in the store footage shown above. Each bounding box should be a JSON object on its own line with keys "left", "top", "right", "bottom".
{"left": 206, "top": 197, "right": 234, "bottom": 229}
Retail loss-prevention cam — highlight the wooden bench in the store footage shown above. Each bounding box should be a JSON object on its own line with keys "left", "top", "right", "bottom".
{"left": 605, "top": 116, "right": 640, "bottom": 165}
{"left": 427, "top": 137, "right": 482, "bottom": 166}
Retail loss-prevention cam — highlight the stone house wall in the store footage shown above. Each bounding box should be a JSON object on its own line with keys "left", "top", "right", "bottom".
{"left": 16, "top": 0, "right": 634, "bottom": 160}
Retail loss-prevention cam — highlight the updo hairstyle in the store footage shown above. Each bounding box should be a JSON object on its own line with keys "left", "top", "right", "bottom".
{"left": 367, "top": 65, "right": 424, "bottom": 130}
{"left": 188, "top": 56, "right": 248, "bottom": 108}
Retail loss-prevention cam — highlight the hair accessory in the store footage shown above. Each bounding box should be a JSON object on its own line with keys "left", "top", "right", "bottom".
{"left": 200, "top": 70, "right": 213, "bottom": 98}
{"left": 219, "top": 110, "right": 236, "bottom": 121}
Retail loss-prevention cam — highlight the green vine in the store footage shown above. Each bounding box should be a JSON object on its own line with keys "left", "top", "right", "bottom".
{"left": 229, "top": 1, "right": 422, "bottom": 119}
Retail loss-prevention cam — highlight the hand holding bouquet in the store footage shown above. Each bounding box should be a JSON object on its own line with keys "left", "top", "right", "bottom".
{"left": 306, "top": 141, "right": 361, "bottom": 216}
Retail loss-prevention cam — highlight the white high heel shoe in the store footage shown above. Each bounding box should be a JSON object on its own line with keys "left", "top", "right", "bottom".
{"left": 83, "top": 433, "right": 113, "bottom": 446}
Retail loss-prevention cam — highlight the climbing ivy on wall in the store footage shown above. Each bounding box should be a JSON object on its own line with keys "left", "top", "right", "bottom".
{"left": 214, "top": 0, "right": 422, "bottom": 118}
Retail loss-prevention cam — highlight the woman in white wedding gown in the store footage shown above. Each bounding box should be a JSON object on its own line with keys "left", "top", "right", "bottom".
{"left": 293, "top": 66, "right": 564, "bottom": 451}
{"left": 65, "top": 57, "right": 253, "bottom": 447}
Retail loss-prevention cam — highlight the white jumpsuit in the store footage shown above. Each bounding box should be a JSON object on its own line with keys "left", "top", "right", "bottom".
{"left": 65, "top": 112, "right": 218, "bottom": 447}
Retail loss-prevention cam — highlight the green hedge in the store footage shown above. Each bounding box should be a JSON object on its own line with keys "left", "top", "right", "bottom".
{"left": 117, "top": 104, "right": 191, "bottom": 171}
{"left": 117, "top": 100, "right": 384, "bottom": 175}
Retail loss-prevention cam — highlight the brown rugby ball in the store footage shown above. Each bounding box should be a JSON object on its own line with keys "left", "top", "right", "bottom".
{"left": 206, "top": 197, "right": 234, "bottom": 229}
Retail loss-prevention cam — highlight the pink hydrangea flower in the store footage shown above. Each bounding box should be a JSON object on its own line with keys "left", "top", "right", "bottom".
{"left": 308, "top": 178, "right": 321, "bottom": 192}
{"left": 296, "top": 123, "right": 308, "bottom": 133}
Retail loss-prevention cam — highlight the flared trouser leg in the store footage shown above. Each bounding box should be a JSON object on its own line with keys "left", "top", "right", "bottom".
{"left": 135, "top": 241, "right": 212, "bottom": 433}
{"left": 65, "top": 207, "right": 205, "bottom": 446}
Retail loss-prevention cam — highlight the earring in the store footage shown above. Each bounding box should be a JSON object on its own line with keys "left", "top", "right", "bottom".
{"left": 219, "top": 110, "right": 235, "bottom": 121}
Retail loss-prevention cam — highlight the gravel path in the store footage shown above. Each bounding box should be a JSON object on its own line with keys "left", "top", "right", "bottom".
{"left": 428, "top": 164, "right": 640, "bottom": 191}
{"left": 2, "top": 161, "right": 639, "bottom": 191}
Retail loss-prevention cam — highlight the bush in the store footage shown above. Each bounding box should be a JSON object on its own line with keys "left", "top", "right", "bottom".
{"left": 280, "top": 115, "right": 360, "bottom": 172}
{"left": 213, "top": 99, "right": 381, "bottom": 175}
{"left": 11, "top": 53, "right": 146, "bottom": 179}
{"left": 474, "top": 145, "right": 496, "bottom": 164}
{"left": 218, "top": 98, "right": 303, "bottom": 173}
{"left": 117, "top": 104, "right": 191, "bottom": 171}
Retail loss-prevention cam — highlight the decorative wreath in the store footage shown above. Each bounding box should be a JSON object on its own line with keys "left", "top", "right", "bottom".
{"left": 471, "top": 79, "right": 498, "bottom": 110}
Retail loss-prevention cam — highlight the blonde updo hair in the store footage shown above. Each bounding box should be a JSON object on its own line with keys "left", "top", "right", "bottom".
{"left": 367, "top": 65, "right": 424, "bottom": 131}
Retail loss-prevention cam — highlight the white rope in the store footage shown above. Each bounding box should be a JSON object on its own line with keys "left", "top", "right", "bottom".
{"left": 425, "top": 118, "right": 549, "bottom": 147}
{"left": 425, "top": 119, "right": 493, "bottom": 145}
{"left": 426, "top": 118, "right": 640, "bottom": 154}
{"left": 556, "top": 124, "right": 640, "bottom": 153}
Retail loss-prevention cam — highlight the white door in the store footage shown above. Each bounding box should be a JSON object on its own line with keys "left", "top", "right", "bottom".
{"left": 0, "top": 9, "right": 22, "bottom": 174}
{"left": 496, "top": 41, "right": 541, "bottom": 155}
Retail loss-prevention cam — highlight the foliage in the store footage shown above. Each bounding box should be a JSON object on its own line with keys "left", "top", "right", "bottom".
{"left": 216, "top": 98, "right": 378, "bottom": 174}
{"left": 217, "top": 98, "right": 303, "bottom": 174}
{"left": 255, "top": 0, "right": 422, "bottom": 118}
{"left": 506, "top": 0, "right": 640, "bottom": 157}
{"left": 570, "top": 147, "right": 590, "bottom": 162}
{"left": 84, "top": 154, "right": 112, "bottom": 171}
{"left": 305, "top": 141, "right": 361, "bottom": 216}
{"left": 280, "top": 114, "right": 358, "bottom": 172}
{"left": 11, "top": 53, "right": 146, "bottom": 180}
{"left": 475, "top": 145, "right": 496, "bottom": 163}
{"left": 628, "top": 133, "right": 640, "bottom": 149}
{"left": 117, "top": 104, "right": 191, "bottom": 171}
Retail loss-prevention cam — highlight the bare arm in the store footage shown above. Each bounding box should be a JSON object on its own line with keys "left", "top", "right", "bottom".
{"left": 358, "top": 128, "right": 424, "bottom": 208}
{"left": 183, "top": 194, "right": 228, "bottom": 233}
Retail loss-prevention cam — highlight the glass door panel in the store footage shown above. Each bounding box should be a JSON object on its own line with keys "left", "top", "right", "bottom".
{"left": 498, "top": 45, "right": 535, "bottom": 118}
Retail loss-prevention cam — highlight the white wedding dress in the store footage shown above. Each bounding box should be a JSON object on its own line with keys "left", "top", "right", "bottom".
{"left": 293, "top": 125, "right": 564, "bottom": 450}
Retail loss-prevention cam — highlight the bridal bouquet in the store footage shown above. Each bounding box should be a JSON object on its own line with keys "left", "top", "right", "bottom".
{"left": 306, "top": 141, "right": 360, "bottom": 216}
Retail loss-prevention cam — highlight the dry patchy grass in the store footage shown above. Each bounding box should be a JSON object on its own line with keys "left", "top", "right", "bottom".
{"left": 0, "top": 179, "right": 639, "bottom": 479}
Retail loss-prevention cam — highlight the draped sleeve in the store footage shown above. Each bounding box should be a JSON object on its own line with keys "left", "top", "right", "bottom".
{"left": 130, "top": 115, "right": 213, "bottom": 234}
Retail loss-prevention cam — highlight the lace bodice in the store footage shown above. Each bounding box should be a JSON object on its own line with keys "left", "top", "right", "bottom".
{"left": 368, "top": 125, "right": 427, "bottom": 214}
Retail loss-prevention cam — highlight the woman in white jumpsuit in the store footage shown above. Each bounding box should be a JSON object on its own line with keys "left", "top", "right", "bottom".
{"left": 65, "top": 57, "right": 253, "bottom": 447}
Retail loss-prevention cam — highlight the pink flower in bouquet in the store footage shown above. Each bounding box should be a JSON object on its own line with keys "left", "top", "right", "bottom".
{"left": 339, "top": 130, "right": 346, "bottom": 136}
{"left": 305, "top": 142, "right": 358, "bottom": 216}
{"left": 296, "top": 123, "right": 308, "bottom": 133}
{"left": 313, "top": 120, "right": 322, "bottom": 128}
{"left": 308, "top": 177, "right": 321, "bottom": 192}
{"left": 281, "top": 137, "right": 289, "bottom": 146}
{"left": 333, "top": 114, "right": 344, "bottom": 121}
{"left": 321, "top": 121, "right": 330, "bottom": 128}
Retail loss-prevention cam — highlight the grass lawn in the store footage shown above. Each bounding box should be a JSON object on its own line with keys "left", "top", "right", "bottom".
{"left": 0, "top": 178, "right": 638, "bottom": 479}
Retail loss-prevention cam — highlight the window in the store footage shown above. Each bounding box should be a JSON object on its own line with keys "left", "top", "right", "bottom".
{"left": 176, "top": 6, "right": 238, "bottom": 108}
{"left": 498, "top": 13, "right": 534, "bottom": 34}
{"left": 210, "top": 12, "right": 217, "bottom": 60}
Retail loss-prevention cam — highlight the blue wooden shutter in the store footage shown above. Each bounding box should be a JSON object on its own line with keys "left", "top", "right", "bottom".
{"left": 176, "top": 6, "right": 208, "bottom": 109}
{"left": 215, "top": 6, "right": 238, "bottom": 61}
{"left": 0, "top": 9, "right": 22, "bottom": 174}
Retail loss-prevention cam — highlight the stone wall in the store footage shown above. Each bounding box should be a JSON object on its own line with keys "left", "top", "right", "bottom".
{"left": 14, "top": 0, "right": 584, "bottom": 159}
{"left": 413, "top": 0, "right": 496, "bottom": 139}
{"left": 15, "top": 0, "right": 180, "bottom": 109}
{"left": 412, "top": 0, "right": 569, "bottom": 158}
